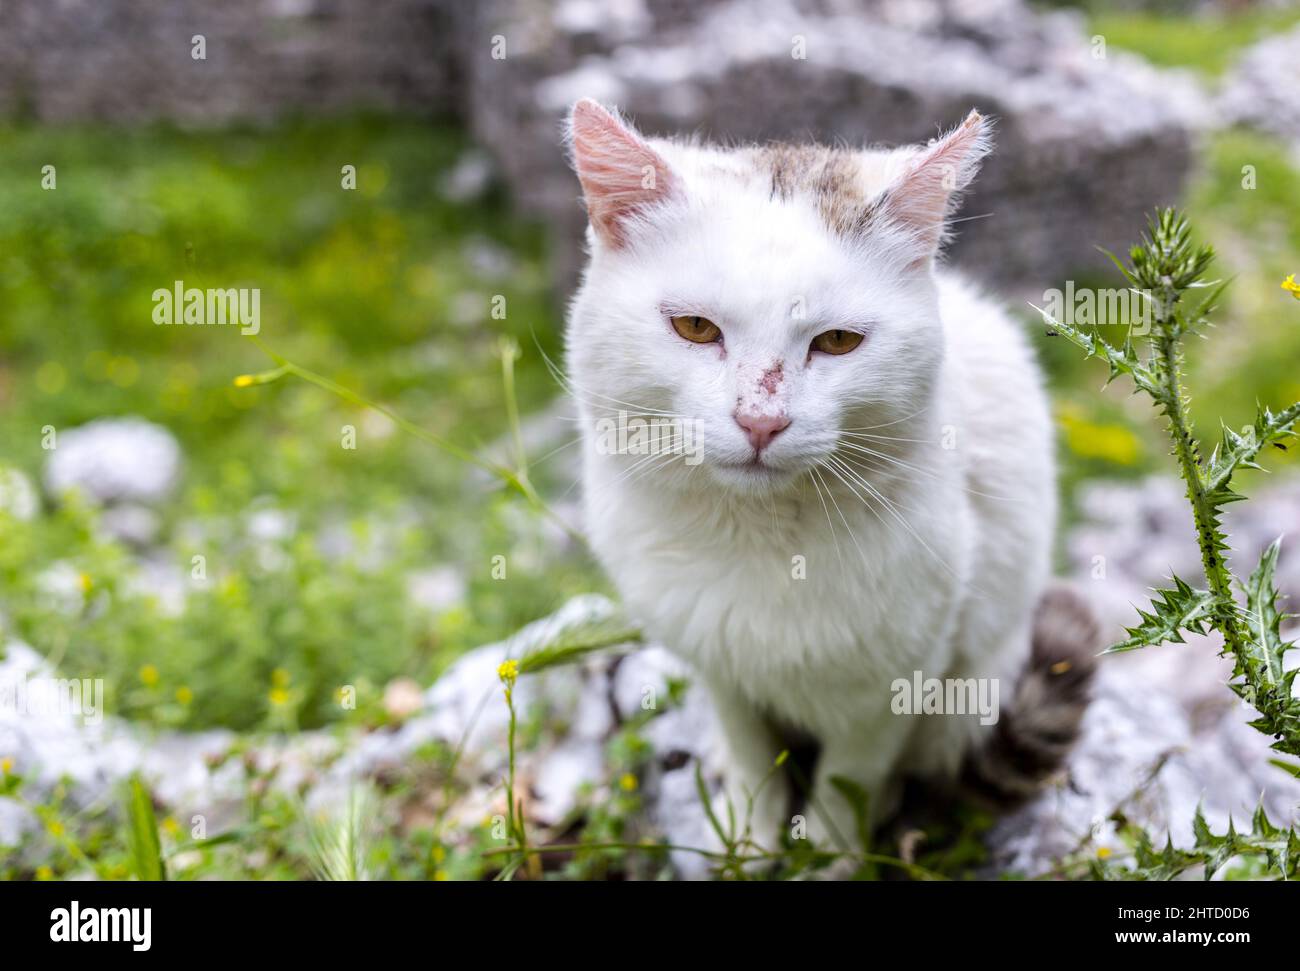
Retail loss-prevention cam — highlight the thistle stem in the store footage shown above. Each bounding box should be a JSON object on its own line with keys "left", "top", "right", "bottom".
{"left": 1153, "top": 326, "right": 1245, "bottom": 657}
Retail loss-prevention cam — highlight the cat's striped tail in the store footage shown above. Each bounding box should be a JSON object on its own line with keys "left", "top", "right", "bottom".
{"left": 959, "top": 583, "right": 1100, "bottom": 809}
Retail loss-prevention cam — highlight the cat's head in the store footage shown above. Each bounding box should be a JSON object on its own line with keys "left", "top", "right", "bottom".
{"left": 564, "top": 99, "right": 991, "bottom": 496}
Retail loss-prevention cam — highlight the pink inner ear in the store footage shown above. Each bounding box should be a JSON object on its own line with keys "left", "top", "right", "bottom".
{"left": 570, "top": 100, "right": 676, "bottom": 247}
{"left": 882, "top": 111, "right": 991, "bottom": 256}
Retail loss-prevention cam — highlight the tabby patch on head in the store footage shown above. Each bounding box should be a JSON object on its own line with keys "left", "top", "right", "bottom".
{"left": 749, "top": 144, "right": 874, "bottom": 236}
{"left": 567, "top": 99, "right": 991, "bottom": 261}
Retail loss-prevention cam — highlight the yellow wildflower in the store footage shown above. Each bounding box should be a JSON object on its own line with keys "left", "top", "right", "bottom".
{"left": 434, "top": 869, "right": 450, "bottom": 881}
{"left": 619, "top": 773, "right": 638, "bottom": 792}
{"left": 1058, "top": 406, "right": 1142, "bottom": 465}
{"left": 1282, "top": 274, "right": 1300, "bottom": 299}
{"left": 139, "top": 664, "right": 160, "bottom": 687}
{"left": 269, "top": 688, "right": 290, "bottom": 707}
{"left": 1097, "top": 846, "right": 1112, "bottom": 859}
{"left": 497, "top": 659, "right": 519, "bottom": 688}
{"left": 1, "top": 756, "right": 13, "bottom": 775}
{"left": 176, "top": 686, "right": 193, "bottom": 705}
{"left": 233, "top": 374, "right": 256, "bottom": 388}
{"left": 36, "top": 866, "right": 53, "bottom": 881}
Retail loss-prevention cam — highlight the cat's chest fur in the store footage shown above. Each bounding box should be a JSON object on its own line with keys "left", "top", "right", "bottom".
{"left": 582, "top": 439, "right": 973, "bottom": 735}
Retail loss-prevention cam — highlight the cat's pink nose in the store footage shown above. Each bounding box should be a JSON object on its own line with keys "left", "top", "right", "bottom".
{"left": 734, "top": 412, "right": 790, "bottom": 453}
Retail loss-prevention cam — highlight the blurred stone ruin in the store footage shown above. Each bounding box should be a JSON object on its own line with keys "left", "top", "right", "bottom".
{"left": 7, "top": 0, "right": 1275, "bottom": 297}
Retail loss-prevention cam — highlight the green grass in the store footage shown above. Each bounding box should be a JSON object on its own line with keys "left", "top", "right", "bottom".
{"left": 1087, "top": 5, "right": 1300, "bottom": 76}
{"left": 0, "top": 116, "right": 604, "bottom": 730}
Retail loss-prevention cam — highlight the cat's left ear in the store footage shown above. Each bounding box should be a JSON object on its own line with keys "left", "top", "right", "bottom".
{"left": 873, "top": 110, "right": 993, "bottom": 264}
{"left": 566, "top": 99, "right": 678, "bottom": 248}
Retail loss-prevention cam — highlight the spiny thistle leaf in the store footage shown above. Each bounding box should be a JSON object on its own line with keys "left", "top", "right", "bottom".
{"left": 1058, "top": 208, "right": 1300, "bottom": 867}
{"left": 1241, "top": 540, "right": 1292, "bottom": 688}
{"left": 1104, "top": 801, "right": 1300, "bottom": 880}
{"left": 1180, "top": 274, "right": 1233, "bottom": 337}
{"left": 1204, "top": 401, "right": 1300, "bottom": 500}
{"left": 1031, "top": 303, "right": 1162, "bottom": 398}
{"left": 1236, "top": 540, "right": 1300, "bottom": 755}
{"left": 1065, "top": 210, "right": 1300, "bottom": 756}
{"left": 1105, "top": 577, "right": 1217, "bottom": 653}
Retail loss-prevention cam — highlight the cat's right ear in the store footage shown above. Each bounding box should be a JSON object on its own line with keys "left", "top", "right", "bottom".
{"left": 566, "top": 99, "right": 677, "bottom": 248}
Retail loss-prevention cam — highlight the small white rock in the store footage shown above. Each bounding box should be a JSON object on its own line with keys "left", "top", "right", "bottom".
{"left": 0, "top": 467, "right": 38, "bottom": 520}
{"left": 44, "top": 418, "right": 181, "bottom": 506}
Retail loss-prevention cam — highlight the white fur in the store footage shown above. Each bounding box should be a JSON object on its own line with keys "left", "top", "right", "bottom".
{"left": 565, "top": 110, "right": 1054, "bottom": 849}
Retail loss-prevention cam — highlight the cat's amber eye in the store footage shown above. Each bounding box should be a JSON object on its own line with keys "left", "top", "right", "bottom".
{"left": 670, "top": 315, "right": 722, "bottom": 344}
{"left": 811, "top": 329, "right": 864, "bottom": 355}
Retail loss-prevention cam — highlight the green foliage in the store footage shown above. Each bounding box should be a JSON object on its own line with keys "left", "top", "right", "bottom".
{"left": 516, "top": 617, "right": 642, "bottom": 676}
{"left": 1109, "top": 576, "right": 1217, "bottom": 652}
{"left": 1239, "top": 541, "right": 1300, "bottom": 746}
{"left": 1038, "top": 127, "right": 1300, "bottom": 539}
{"left": 1042, "top": 209, "right": 1300, "bottom": 757}
{"left": 1086, "top": 5, "right": 1300, "bottom": 77}
{"left": 123, "top": 776, "right": 167, "bottom": 881}
{"left": 0, "top": 117, "right": 605, "bottom": 729}
{"left": 1042, "top": 208, "right": 1300, "bottom": 879}
{"left": 1095, "top": 802, "right": 1300, "bottom": 881}
{"left": 304, "top": 787, "right": 375, "bottom": 881}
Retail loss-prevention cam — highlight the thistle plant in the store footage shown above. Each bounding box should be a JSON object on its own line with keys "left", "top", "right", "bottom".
{"left": 1039, "top": 208, "right": 1300, "bottom": 759}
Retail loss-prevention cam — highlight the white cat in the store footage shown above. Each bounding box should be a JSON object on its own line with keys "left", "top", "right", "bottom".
{"left": 563, "top": 99, "right": 1097, "bottom": 852}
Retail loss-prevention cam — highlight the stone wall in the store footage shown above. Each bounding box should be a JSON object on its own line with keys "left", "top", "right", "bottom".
{"left": 1, "top": 0, "right": 1206, "bottom": 292}
{"left": 0, "top": 0, "right": 466, "bottom": 123}
{"left": 464, "top": 0, "right": 1202, "bottom": 292}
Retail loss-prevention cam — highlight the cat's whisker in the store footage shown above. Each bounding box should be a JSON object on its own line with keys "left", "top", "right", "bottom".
{"left": 605, "top": 436, "right": 690, "bottom": 491}
{"left": 825, "top": 454, "right": 930, "bottom": 550}
{"left": 824, "top": 454, "right": 970, "bottom": 589}
{"left": 840, "top": 401, "right": 935, "bottom": 432}
{"left": 837, "top": 440, "right": 938, "bottom": 479}
{"left": 807, "top": 467, "right": 846, "bottom": 572}
{"left": 570, "top": 444, "right": 680, "bottom": 502}
{"left": 829, "top": 455, "right": 997, "bottom": 601}
{"left": 527, "top": 435, "right": 583, "bottom": 470}
{"left": 550, "top": 409, "right": 696, "bottom": 427}
{"left": 539, "top": 349, "right": 687, "bottom": 420}
{"left": 829, "top": 452, "right": 940, "bottom": 521}
{"left": 836, "top": 440, "right": 1024, "bottom": 503}
{"left": 553, "top": 426, "right": 684, "bottom": 503}
{"left": 562, "top": 383, "right": 689, "bottom": 420}
{"left": 946, "top": 210, "right": 994, "bottom": 225}
{"left": 812, "top": 462, "right": 874, "bottom": 568}
{"left": 838, "top": 430, "right": 933, "bottom": 445}
{"left": 621, "top": 451, "right": 688, "bottom": 491}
